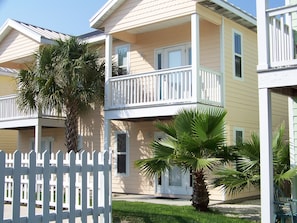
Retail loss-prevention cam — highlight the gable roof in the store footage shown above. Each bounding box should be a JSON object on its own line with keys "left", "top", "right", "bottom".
{"left": 90, "top": 0, "right": 257, "bottom": 31}
{"left": 0, "top": 19, "right": 71, "bottom": 45}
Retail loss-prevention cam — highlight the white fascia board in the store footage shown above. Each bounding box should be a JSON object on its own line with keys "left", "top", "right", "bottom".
{"left": 89, "top": 0, "right": 125, "bottom": 29}
{"left": 84, "top": 34, "right": 106, "bottom": 44}
{"left": 0, "top": 19, "right": 43, "bottom": 43}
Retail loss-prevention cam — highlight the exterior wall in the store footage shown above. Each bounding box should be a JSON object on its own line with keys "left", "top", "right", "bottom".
{"left": 0, "top": 75, "right": 17, "bottom": 96}
{"left": 110, "top": 120, "right": 156, "bottom": 195}
{"left": 101, "top": 0, "right": 196, "bottom": 33}
{"left": 0, "top": 75, "right": 18, "bottom": 153}
{"left": 0, "top": 29, "right": 39, "bottom": 64}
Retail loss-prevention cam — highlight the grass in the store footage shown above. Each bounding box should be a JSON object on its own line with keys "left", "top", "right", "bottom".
{"left": 112, "top": 201, "right": 253, "bottom": 223}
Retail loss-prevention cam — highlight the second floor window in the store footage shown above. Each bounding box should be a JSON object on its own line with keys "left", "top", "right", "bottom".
{"left": 233, "top": 31, "right": 243, "bottom": 79}
{"left": 116, "top": 45, "right": 129, "bottom": 75}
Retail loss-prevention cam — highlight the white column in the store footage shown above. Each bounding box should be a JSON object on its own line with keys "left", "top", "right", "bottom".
{"left": 256, "top": 0, "right": 270, "bottom": 70}
{"left": 289, "top": 97, "right": 297, "bottom": 198}
{"left": 191, "top": 13, "right": 200, "bottom": 102}
{"left": 34, "top": 123, "right": 41, "bottom": 153}
{"left": 105, "top": 34, "right": 113, "bottom": 108}
{"left": 259, "top": 88, "right": 274, "bottom": 223}
{"left": 104, "top": 34, "right": 113, "bottom": 223}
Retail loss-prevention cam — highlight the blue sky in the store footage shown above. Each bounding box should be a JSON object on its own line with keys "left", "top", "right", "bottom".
{"left": 0, "top": 0, "right": 285, "bottom": 36}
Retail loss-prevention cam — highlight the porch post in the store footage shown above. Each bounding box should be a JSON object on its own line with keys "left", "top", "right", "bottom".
{"left": 191, "top": 13, "right": 200, "bottom": 102}
{"left": 256, "top": 0, "right": 270, "bottom": 70}
{"left": 34, "top": 122, "right": 41, "bottom": 153}
{"left": 289, "top": 97, "right": 297, "bottom": 198}
{"left": 104, "top": 34, "right": 112, "bottom": 223}
{"left": 259, "top": 88, "right": 274, "bottom": 223}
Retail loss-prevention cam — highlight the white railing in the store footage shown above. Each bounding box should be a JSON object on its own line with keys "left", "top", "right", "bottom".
{"left": 267, "top": 4, "right": 297, "bottom": 67}
{"left": 0, "top": 94, "right": 65, "bottom": 121}
{"left": 1, "top": 150, "right": 111, "bottom": 223}
{"left": 107, "top": 66, "right": 222, "bottom": 109}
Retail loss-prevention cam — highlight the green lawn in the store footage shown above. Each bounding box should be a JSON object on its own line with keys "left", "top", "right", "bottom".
{"left": 112, "top": 201, "right": 253, "bottom": 223}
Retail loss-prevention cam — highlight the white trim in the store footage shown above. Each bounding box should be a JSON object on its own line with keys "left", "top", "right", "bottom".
{"left": 114, "top": 131, "right": 129, "bottom": 176}
{"left": 232, "top": 29, "right": 244, "bottom": 80}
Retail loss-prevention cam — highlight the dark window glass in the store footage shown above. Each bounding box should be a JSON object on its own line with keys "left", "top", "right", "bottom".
{"left": 235, "top": 55, "right": 242, "bottom": 78}
{"left": 117, "top": 154, "right": 126, "bottom": 173}
{"left": 117, "top": 134, "right": 126, "bottom": 152}
{"left": 235, "top": 130, "right": 243, "bottom": 145}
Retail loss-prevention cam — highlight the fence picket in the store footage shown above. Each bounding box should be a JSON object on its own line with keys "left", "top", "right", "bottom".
{"left": 12, "top": 151, "right": 21, "bottom": 222}
{"left": 56, "top": 151, "right": 63, "bottom": 223}
{"left": 81, "top": 151, "right": 88, "bottom": 222}
{"left": 69, "top": 151, "right": 76, "bottom": 223}
{"left": 0, "top": 151, "right": 5, "bottom": 221}
{"left": 93, "top": 151, "right": 99, "bottom": 223}
{"left": 28, "top": 151, "right": 36, "bottom": 221}
{"left": 42, "top": 151, "right": 50, "bottom": 222}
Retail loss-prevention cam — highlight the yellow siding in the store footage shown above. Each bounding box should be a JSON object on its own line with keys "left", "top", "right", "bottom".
{"left": 223, "top": 18, "right": 288, "bottom": 145}
{"left": 0, "top": 130, "right": 17, "bottom": 153}
{"left": 111, "top": 120, "right": 156, "bottom": 194}
{"left": 102, "top": 0, "right": 196, "bottom": 33}
{"left": 0, "top": 75, "right": 17, "bottom": 96}
{"left": 0, "top": 29, "right": 39, "bottom": 64}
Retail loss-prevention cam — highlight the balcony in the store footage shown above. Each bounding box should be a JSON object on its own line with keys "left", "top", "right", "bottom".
{"left": 0, "top": 94, "right": 65, "bottom": 127}
{"left": 266, "top": 4, "right": 297, "bottom": 68}
{"left": 106, "top": 66, "right": 223, "bottom": 111}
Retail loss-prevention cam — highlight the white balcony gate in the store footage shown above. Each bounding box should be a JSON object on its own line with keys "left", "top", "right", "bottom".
{"left": 0, "top": 150, "right": 111, "bottom": 223}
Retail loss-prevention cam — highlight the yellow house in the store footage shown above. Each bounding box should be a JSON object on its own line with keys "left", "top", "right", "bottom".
{"left": 89, "top": 0, "right": 289, "bottom": 201}
{"left": 0, "top": 0, "right": 289, "bottom": 202}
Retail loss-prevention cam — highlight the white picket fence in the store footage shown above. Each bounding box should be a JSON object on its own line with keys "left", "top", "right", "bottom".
{"left": 0, "top": 150, "right": 111, "bottom": 223}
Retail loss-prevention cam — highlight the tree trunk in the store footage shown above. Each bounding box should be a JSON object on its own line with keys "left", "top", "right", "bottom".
{"left": 192, "top": 169, "right": 209, "bottom": 211}
{"left": 65, "top": 105, "right": 79, "bottom": 153}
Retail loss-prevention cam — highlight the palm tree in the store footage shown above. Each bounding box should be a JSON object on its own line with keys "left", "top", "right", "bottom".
{"left": 213, "top": 123, "right": 297, "bottom": 195}
{"left": 17, "top": 36, "right": 105, "bottom": 152}
{"left": 135, "top": 107, "right": 227, "bottom": 211}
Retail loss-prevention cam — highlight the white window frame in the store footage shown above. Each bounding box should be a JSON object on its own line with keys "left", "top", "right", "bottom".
{"left": 233, "top": 127, "right": 244, "bottom": 145}
{"left": 232, "top": 30, "right": 243, "bottom": 80}
{"left": 115, "top": 44, "right": 130, "bottom": 75}
{"left": 154, "top": 43, "right": 192, "bottom": 70}
{"left": 115, "top": 131, "right": 129, "bottom": 176}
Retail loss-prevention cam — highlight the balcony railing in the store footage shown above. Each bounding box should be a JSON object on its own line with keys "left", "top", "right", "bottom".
{"left": 0, "top": 94, "right": 65, "bottom": 121}
{"left": 267, "top": 4, "right": 297, "bottom": 67}
{"left": 106, "top": 66, "right": 223, "bottom": 109}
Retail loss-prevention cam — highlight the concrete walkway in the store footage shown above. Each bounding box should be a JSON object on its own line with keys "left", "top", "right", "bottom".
{"left": 113, "top": 194, "right": 261, "bottom": 222}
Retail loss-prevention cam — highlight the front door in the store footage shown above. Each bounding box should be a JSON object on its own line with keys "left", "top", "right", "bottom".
{"left": 154, "top": 132, "right": 192, "bottom": 196}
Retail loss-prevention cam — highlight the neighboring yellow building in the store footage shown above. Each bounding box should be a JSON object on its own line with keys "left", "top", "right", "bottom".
{"left": 0, "top": 0, "right": 289, "bottom": 202}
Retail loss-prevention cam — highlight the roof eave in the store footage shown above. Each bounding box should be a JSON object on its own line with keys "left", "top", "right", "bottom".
{"left": 89, "top": 0, "right": 126, "bottom": 29}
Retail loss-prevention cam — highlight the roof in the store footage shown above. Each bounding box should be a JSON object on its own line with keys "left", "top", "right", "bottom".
{"left": 90, "top": 0, "right": 257, "bottom": 31}
{"left": 197, "top": 0, "right": 257, "bottom": 31}
{"left": 78, "top": 30, "right": 106, "bottom": 44}
{"left": 0, "top": 67, "right": 18, "bottom": 77}
{"left": 0, "top": 19, "right": 71, "bottom": 44}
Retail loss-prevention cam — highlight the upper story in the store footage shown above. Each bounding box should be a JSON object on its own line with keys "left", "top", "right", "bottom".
{"left": 90, "top": 0, "right": 258, "bottom": 120}
{"left": 257, "top": 0, "right": 297, "bottom": 92}
{"left": 0, "top": 19, "right": 71, "bottom": 129}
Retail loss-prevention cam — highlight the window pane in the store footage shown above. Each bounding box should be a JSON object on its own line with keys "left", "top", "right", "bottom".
{"left": 235, "top": 55, "right": 242, "bottom": 78}
{"left": 236, "top": 130, "right": 243, "bottom": 145}
{"left": 234, "top": 33, "right": 241, "bottom": 55}
{"left": 117, "top": 133, "right": 126, "bottom": 152}
{"left": 117, "top": 154, "right": 126, "bottom": 173}
{"left": 118, "top": 47, "right": 127, "bottom": 66}
{"left": 157, "top": 53, "right": 162, "bottom": 70}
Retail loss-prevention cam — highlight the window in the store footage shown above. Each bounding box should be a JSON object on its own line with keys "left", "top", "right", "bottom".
{"left": 116, "top": 132, "right": 128, "bottom": 175}
{"left": 233, "top": 31, "right": 243, "bottom": 78}
{"left": 116, "top": 45, "right": 129, "bottom": 75}
{"left": 155, "top": 43, "right": 191, "bottom": 69}
{"left": 234, "top": 128, "right": 244, "bottom": 145}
